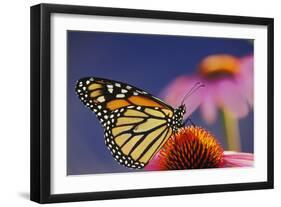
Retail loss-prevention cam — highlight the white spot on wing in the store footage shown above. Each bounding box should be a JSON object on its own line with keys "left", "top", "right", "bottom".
{"left": 97, "top": 96, "right": 105, "bottom": 102}
{"left": 116, "top": 94, "right": 125, "bottom": 98}
{"left": 121, "top": 89, "right": 128, "bottom": 93}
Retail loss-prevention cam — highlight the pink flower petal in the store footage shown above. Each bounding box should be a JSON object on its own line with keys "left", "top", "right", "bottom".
{"left": 183, "top": 82, "right": 204, "bottom": 118}
{"left": 223, "top": 151, "right": 254, "bottom": 167}
{"left": 236, "top": 56, "right": 254, "bottom": 106}
{"left": 200, "top": 88, "right": 218, "bottom": 124}
{"left": 161, "top": 76, "right": 203, "bottom": 117}
{"left": 161, "top": 76, "right": 191, "bottom": 107}
{"left": 144, "top": 152, "right": 162, "bottom": 171}
{"left": 216, "top": 79, "right": 249, "bottom": 118}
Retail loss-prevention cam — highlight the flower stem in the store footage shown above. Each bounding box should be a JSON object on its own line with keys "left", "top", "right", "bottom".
{"left": 222, "top": 108, "right": 241, "bottom": 151}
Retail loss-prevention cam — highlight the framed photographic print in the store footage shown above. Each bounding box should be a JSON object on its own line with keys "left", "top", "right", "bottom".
{"left": 30, "top": 3, "right": 274, "bottom": 203}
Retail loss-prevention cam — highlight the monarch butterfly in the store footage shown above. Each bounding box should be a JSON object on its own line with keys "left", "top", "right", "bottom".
{"left": 75, "top": 77, "right": 203, "bottom": 169}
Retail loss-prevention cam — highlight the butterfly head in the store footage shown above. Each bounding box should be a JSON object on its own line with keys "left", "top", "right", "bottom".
{"left": 171, "top": 104, "right": 186, "bottom": 132}
{"left": 178, "top": 104, "right": 186, "bottom": 115}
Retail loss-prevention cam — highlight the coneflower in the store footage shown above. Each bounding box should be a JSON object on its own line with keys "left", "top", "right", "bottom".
{"left": 145, "top": 126, "right": 253, "bottom": 171}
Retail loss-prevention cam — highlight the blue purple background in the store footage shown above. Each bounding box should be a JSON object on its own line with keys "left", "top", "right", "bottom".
{"left": 67, "top": 31, "right": 253, "bottom": 175}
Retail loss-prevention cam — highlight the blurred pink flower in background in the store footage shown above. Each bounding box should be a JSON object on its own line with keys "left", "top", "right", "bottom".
{"left": 162, "top": 54, "right": 253, "bottom": 124}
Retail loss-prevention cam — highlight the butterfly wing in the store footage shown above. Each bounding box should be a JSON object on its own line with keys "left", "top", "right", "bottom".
{"left": 76, "top": 77, "right": 174, "bottom": 168}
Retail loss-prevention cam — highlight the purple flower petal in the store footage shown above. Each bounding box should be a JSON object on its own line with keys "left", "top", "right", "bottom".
{"left": 161, "top": 76, "right": 190, "bottom": 107}
{"left": 223, "top": 151, "right": 254, "bottom": 167}
{"left": 182, "top": 82, "right": 204, "bottom": 118}
{"left": 200, "top": 87, "right": 218, "bottom": 124}
{"left": 236, "top": 56, "right": 254, "bottom": 106}
{"left": 162, "top": 76, "right": 203, "bottom": 117}
{"left": 216, "top": 79, "right": 249, "bottom": 118}
{"left": 144, "top": 152, "right": 162, "bottom": 171}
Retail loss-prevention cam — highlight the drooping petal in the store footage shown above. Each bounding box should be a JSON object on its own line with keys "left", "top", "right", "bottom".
{"left": 216, "top": 79, "right": 249, "bottom": 119}
{"left": 223, "top": 151, "right": 254, "bottom": 167}
{"left": 236, "top": 56, "right": 254, "bottom": 106}
{"left": 200, "top": 86, "right": 218, "bottom": 124}
{"left": 161, "top": 76, "right": 190, "bottom": 107}
{"left": 161, "top": 76, "right": 203, "bottom": 117}
{"left": 144, "top": 152, "right": 162, "bottom": 171}
{"left": 183, "top": 82, "right": 204, "bottom": 118}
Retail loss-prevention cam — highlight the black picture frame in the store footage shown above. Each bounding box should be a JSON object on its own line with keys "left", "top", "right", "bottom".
{"left": 30, "top": 3, "right": 274, "bottom": 204}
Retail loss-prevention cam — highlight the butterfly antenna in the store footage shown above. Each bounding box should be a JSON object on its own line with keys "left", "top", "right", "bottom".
{"left": 180, "top": 82, "right": 205, "bottom": 105}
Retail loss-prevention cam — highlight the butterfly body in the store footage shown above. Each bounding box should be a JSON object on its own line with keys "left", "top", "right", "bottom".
{"left": 76, "top": 77, "right": 186, "bottom": 169}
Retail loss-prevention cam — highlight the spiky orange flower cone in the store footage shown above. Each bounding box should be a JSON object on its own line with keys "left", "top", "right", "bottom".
{"left": 146, "top": 126, "right": 224, "bottom": 170}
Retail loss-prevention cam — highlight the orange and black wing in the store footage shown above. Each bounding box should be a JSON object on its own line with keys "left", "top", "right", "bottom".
{"left": 75, "top": 77, "right": 174, "bottom": 169}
